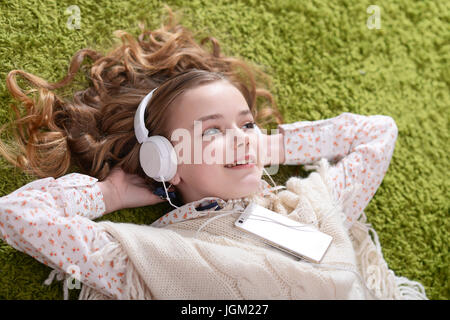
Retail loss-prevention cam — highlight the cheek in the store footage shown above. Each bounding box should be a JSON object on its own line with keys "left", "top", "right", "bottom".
{"left": 201, "top": 137, "right": 227, "bottom": 164}
{"left": 178, "top": 136, "right": 263, "bottom": 188}
{"left": 179, "top": 163, "right": 226, "bottom": 184}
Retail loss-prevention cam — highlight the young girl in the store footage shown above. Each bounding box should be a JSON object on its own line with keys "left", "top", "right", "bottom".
{"left": 0, "top": 7, "right": 426, "bottom": 300}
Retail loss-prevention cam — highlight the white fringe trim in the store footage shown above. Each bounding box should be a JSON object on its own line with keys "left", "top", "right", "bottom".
{"left": 43, "top": 269, "right": 71, "bottom": 300}
{"left": 306, "top": 158, "right": 428, "bottom": 300}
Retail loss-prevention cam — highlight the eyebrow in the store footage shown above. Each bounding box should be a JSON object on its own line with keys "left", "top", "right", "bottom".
{"left": 191, "top": 109, "right": 252, "bottom": 128}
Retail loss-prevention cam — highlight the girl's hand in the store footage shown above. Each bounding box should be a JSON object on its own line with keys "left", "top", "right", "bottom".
{"left": 98, "top": 166, "right": 168, "bottom": 214}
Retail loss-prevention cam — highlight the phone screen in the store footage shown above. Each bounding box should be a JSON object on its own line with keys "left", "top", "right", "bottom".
{"left": 235, "top": 203, "right": 333, "bottom": 263}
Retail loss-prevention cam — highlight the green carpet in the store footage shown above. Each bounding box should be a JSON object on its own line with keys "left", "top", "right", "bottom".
{"left": 0, "top": 0, "right": 448, "bottom": 300}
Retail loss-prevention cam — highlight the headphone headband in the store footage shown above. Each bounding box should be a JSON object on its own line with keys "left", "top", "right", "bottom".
{"left": 134, "top": 87, "right": 158, "bottom": 143}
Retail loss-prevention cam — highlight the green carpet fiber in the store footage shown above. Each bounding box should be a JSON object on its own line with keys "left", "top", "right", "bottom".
{"left": 0, "top": 0, "right": 448, "bottom": 300}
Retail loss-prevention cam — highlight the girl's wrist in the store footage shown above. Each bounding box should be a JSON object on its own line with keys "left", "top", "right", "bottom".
{"left": 97, "top": 181, "right": 121, "bottom": 214}
{"left": 276, "top": 132, "right": 285, "bottom": 164}
{"left": 264, "top": 133, "right": 285, "bottom": 166}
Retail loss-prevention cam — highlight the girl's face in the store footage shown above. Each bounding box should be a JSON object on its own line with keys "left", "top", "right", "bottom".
{"left": 165, "top": 80, "right": 264, "bottom": 204}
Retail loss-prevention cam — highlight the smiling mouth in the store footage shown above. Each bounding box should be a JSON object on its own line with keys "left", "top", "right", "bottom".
{"left": 224, "top": 159, "right": 256, "bottom": 168}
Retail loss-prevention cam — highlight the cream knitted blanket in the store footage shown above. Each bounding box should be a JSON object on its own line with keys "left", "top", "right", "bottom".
{"left": 78, "top": 158, "right": 428, "bottom": 300}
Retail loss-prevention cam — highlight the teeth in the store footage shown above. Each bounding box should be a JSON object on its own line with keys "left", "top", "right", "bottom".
{"left": 224, "top": 159, "right": 254, "bottom": 168}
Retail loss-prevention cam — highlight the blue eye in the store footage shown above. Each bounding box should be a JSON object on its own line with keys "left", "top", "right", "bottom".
{"left": 202, "top": 127, "right": 222, "bottom": 136}
{"left": 202, "top": 122, "right": 256, "bottom": 137}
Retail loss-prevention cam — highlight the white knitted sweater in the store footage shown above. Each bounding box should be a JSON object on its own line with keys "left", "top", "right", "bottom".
{"left": 79, "top": 158, "right": 427, "bottom": 300}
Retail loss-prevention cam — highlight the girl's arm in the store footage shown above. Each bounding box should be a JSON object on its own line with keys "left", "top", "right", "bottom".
{"left": 0, "top": 173, "right": 127, "bottom": 299}
{"left": 276, "top": 112, "right": 398, "bottom": 229}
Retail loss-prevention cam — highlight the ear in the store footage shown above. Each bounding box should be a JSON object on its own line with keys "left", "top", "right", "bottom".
{"left": 168, "top": 170, "right": 181, "bottom": 186}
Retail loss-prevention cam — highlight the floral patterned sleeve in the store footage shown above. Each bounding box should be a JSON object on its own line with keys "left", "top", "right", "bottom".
{"left": 0, "top": 173, "right": 127, "bottom": 299}
{"left": 278, "top": 112, "right": 398, "bottom": 229}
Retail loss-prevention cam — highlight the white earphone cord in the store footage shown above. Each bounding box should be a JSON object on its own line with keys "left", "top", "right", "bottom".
{"left": 160, "top": 176, "right": 180, "bottom": 208}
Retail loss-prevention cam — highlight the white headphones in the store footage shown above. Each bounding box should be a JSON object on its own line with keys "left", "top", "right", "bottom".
{"left": 134, "top": 88, "right": 178, "bottom": 182}
{"left": 134, "top": 87, "right": 263, "bottom": 183}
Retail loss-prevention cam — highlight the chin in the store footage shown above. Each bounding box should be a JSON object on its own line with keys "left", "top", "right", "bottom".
{"left": 224, "top": 182, "right": 261, "bottom": 200}
{"left": 214, "top": 166, "right": 263, "bottom": 200}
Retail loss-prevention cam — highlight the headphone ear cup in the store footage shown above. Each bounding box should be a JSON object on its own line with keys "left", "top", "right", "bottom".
{"left": 139, "top": 136, "right": 177, "bottom": 182}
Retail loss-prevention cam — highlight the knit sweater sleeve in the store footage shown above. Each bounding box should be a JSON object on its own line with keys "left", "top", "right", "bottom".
{"left": 0, "top": 173, "right": 127, "bottom": 299}
{"left": 277, "top": 112, "right": 398, "bottom": 228}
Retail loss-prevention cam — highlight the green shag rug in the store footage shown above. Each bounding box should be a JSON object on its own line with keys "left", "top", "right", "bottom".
{"left": 0, "top": 0, "right": 448, "bottom": 300}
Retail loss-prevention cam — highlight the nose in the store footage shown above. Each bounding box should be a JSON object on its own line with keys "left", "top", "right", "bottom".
{"left": 231, "top": 128, "right": 250, "bottom": 149}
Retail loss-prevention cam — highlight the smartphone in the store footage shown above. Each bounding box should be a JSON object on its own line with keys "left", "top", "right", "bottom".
{"left": 234, "top": 202, "right": 333, "bottom": 263}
